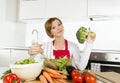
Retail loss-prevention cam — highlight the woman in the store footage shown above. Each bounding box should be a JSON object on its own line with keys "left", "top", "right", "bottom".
{"left": 28, "top": 17, "right": 96, "bottom": 70}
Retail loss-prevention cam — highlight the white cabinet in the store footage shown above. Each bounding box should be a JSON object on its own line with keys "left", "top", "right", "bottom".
{"left": 19, "top": 0, "right": 45, "bottom": 20}
{"left": 88, "top": 0, "right": 120, "bottom": 16}
{"left": 0, "top": 49, "right": 10, "bottom": 67}
{"left": 19, "top": 0, "right": 87, "bottom": 20}
{"left": 19, "top": 0, "right": 120, "bottom": 20}
{"left": 0, "top": 48, "right": 29, "bottom": 67}
{"left": 44, "top": 0, "right": 87, "bottom": 18}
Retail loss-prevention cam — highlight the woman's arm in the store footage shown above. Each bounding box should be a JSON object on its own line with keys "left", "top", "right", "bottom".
{"left": 78, "top": 43, "right": 93, "bottom": 70}
{"left": 70, "top": 42, "right": 93, "bottom": 70}
{"left": 71, "top": 32, "right": 96, "bottom": 70}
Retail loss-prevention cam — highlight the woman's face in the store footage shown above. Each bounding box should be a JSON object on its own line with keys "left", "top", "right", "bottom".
{"left": 51, "top": 19, "right": 64, "bottom": 38}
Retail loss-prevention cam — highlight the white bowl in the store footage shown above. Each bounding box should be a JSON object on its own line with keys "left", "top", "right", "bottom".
{"left": 9, "top": 62, "right": 44, "bottom": 81}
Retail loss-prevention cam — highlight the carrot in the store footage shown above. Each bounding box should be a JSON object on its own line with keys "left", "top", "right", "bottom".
{"left": 48, "top": 72, "right": 67, "bottom": 79}
{"left": 43, "top": 71, "right": 54, "bottom": 83}
{"left": 55, "top": 78, "right": 68, "bottom": 83}
{"left": 56, "top": 70, "right": 63, "bottom": 74}
{"left": 44, "top": 67, "right": 61, "bottom": 75}
{"left": 39, "top": 75, "right": 48, "bottom": 83}
{"left": 52, "top": 78, "right": 60, "bottom": 83}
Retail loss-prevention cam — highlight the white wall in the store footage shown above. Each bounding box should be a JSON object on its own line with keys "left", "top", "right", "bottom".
{"left": 0, "top": 0, "right": 27, "bottom": 47}
{"left": 0, "top": 0, "right": 28, "bottom": 68}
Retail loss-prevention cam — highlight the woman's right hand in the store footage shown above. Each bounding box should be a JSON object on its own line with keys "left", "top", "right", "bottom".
{"left": 28, "top": 44, "right": 43, "bottom": 55}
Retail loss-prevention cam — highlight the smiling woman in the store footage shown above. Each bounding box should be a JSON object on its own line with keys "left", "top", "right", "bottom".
{"left": 28, "top": 17, "right": 96, "bottom": 71}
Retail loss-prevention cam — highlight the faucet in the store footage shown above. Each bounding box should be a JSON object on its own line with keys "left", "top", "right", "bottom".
{"left": 32, "top": 29, "right": 38, "bottom": 44}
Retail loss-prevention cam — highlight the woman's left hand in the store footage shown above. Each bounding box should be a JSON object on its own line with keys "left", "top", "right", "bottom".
{"left": 86, "top": 31, "right": 96, "bottom": 44}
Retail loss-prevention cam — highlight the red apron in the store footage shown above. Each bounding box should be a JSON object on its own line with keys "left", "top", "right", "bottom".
{"left": 53, "top": 39, "right": 70, "bottom": 59}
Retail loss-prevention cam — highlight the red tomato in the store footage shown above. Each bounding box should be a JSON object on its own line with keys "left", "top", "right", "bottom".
{"left": 72, "top": 73, "right": 84, "bottom": 83}
{"left": 3, "top": 73, "right": 20, "bottom": 83}
{"left": 85, "top": 74, "right": 97, "bottom": 83}
{"left": 71, "top": 69, "right": 79, "bottom": 78}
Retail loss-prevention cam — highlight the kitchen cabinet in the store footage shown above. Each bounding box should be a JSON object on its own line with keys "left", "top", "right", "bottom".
{"left": 18, "top": 0, "right": 45, "bottom": 20}
{"left": 44, "top": 0, "right": 87, "bottom": 18}
{"left": 88, "top": 0, "right": 120, "bottom": 17}
{"left": 18, "top": 0, "right": 87, "bottom": 20}
{"left": 0, "top": 48, "right": 10, "bottom": 67}
{"left": 0, "top": 47, "right": 29, "bottom": 67}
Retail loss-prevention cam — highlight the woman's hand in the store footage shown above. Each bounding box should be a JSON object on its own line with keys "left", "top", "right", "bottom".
{"left": 86, "top": 31, "right": 96, "bottom": 44}
{"left": 28, "top": 44, "right": 43, "bottom": 55}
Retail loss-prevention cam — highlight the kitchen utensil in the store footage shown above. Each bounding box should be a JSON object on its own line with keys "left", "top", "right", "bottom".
{"left": 31, "top": 29, "right": 58, "bottom": 69}
{"left": 41, "top": 52, "right": 58, "bottom": 70}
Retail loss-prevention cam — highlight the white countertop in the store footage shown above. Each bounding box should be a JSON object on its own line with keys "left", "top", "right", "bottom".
{"left": 0, "top": 47, "right": 29, "bottom": 50}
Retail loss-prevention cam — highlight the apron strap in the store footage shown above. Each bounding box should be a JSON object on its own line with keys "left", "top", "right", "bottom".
{"left": 65, "top": 39, "right": 68, "bottom": 50}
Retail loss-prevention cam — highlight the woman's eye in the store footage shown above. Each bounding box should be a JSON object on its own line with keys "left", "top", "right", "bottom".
{"left": 52, "top": 27, "right": 55, "bottom": 29}
{"left": 58, "top": 23, "right": 62, "bottom": 26}
{"left": 52, "top": 23, "right": 62, "bottom": 29}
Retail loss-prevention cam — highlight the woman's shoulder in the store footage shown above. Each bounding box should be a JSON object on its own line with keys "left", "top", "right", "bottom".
{"left": 67, "top": 40, "right": 78, "bottom": 47}
{"left": 67, "top": 40, "right": 80, "bottom": 52}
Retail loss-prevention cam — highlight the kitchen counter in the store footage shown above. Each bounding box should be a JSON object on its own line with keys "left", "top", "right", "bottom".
{"left": 0, "top": 80, "right": 103, "bottom": 83}
{"left": 95, "top": 72, "right": 120, "bottom": 83}
{"left": 22, "top": 80, "right": 103, "bottom": 83}
{"left": 0, "top": 67, "right": 104, "bottom": 83}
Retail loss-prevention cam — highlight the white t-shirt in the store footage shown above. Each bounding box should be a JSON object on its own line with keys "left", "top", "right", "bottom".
{"left": 30, "top": 40, "right": 93, "bottom": 70}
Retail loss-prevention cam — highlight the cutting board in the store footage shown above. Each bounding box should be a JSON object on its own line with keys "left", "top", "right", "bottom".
{"left": 95, "top": 72, "right": 120, "bottom": 83}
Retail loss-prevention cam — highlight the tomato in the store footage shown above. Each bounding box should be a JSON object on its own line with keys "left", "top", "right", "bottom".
{"left": 72, "top": 73, "right": 84, "bottom": 83}
{"left": 85, "top": 74, "right": 96, "bottom": 83}
{"left": 71, "top": 69, "right": 79, "bottom": 78}
{"left": 3, "top": 73, "right": 20, "bottom": 83}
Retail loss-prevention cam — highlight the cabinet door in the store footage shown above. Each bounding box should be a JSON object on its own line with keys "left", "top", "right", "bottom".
{"left": 19, "top": 0, "right": 45, "bottom": 20}
{"left": 88, "top": 0, "right": 120, "bottom": 16}
{"left": 45, "top": 0, "right": 87, "bottom": 19}
{"left": 19, "top": 0, "right": 87, "bottom": 20}
{"left": 0, "top": 49, "right": 10, "bottom": 67}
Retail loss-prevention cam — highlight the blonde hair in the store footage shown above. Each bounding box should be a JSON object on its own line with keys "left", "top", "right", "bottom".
{"left": 45, "top": 17, "right": 63, "bottom": 38}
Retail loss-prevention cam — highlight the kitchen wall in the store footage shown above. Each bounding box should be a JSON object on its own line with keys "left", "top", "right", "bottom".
{"left": 0, "top": 0, "right": 28, "bottom": 67}
{"left": 0, "top": 0, "right": 27, "bottom": 47}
